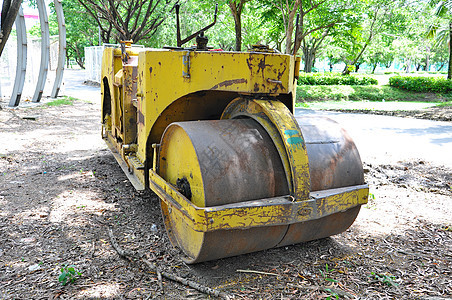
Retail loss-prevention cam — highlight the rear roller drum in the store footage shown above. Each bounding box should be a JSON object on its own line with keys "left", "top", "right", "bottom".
{"left": 157, "top": 110, "right": 365, "bottom": 263}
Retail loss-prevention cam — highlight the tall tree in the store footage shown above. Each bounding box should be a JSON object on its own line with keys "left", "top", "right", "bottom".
{"left": 77, "top": 0, "right": 173, "bottom": 44}
{"left": 340, "top": 0, "right": 397, "bottom": 75}
{"left": 0, "top": 0, "right": 23, "bottom": 56}
{"left": 228, "top": 0, "right": 252, "bottom": 51}
{"left": 261, "top": 0, "right": 359, "bottom": 72}
{"left": 428, "top": 0, "right": 452, "bottom": 79}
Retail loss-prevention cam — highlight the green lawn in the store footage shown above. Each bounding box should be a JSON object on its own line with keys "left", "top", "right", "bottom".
{"left": 296, "top": 85, "right": 452, "bottom": 102}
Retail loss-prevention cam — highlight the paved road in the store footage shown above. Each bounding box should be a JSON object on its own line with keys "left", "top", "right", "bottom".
{"left": 59, "top": 70, "right": 452, "bottom": 167}
{"left": 296, "top": 109, "right": 452, "bottom": 167}
{"left": 61, "top": 70, "right": 100, "bottom": 104}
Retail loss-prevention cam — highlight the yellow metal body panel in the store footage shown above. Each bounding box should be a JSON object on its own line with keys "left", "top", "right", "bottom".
{"left": 101, "top": 47, "right": 144, "bottom": 189}
{"left": 102, "top": 47, "right": 297, "bottom": 191}
{"left": 136, "top": 50, "right": 296, "bottom": 163}
{"left": 150, "top": 169, "right": 368, "bottom": 232}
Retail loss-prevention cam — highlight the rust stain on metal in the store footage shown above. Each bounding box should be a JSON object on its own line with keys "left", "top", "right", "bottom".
{"left": 277, "top": 64, "right": 287, "bottom": 80}
{"left": 257, "top": 58, "right": 271, "bottom": 74}
{"left": 138, "top": 111, "right": 145, "bottom": 125}
{"left": 246, "top": 58, "right": 252, "bottom": 70}
{"left": 270, "top": 82, "right": 284, "bottom": 93}
{"left": 254, "top": 83, "right": 260, "bottom": 92}
{"left": 211, "top": 78, "right": 247, "bottom": 90}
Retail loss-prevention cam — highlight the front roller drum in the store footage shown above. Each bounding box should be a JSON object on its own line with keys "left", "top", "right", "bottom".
{"left": 157, "top": 112, "right": 365, "bottom": 263}
{"left": 158, "top": 119, "right": 290, "bottom": 263}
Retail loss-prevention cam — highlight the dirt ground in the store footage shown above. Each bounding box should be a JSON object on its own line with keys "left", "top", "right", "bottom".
{"left": 0, "top": 98, "right": 450, "bottom": 299}
{"left": 327, "top": 107, "right": 452, "bottom": 122}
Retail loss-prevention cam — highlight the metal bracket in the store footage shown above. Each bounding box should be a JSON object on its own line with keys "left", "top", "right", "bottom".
{"left": 176, "top": 3, "right": 218, "bottom": 47}
{"left": 150, "top": 169, "right": 368, "bottom": 233}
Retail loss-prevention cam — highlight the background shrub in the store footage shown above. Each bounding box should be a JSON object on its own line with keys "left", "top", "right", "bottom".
{"left": 298, "top": 72, "right": 378, "bottom": 86}
{"left": 389, "top": 76, "right": 452, "bottom": 93}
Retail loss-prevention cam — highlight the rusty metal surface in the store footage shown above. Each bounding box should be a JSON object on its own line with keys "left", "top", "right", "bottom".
{"left": 159, "top": 119, "right": 290, "bottom": 262}
{"left": 189, "top": 119, "right": 289, "bottom": 205}
{"left": 296, "top": 116, "right": 365, "bottom": 191}
{"left": 157, "top": 116, "right": 366, "bottom": 263}
{"left": 277, "top": 206, "right": 361, "bottom": 247}
{"left": 277, "top": 116, "right": 365, "bottom": 246}
{"left": 221, "top": 98, "right": 310, "bottom": 200}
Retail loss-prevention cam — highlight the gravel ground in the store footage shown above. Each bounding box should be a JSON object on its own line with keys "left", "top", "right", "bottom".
{"left": 0, "top": 97, "right": 450, "bottom": 299}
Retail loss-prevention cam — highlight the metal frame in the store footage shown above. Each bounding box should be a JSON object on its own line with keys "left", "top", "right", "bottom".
{"left": 150, "top": 169, "right": 368, "bottom": 232}
{"left": 9, "top": 6, "right": 27, "bottom": 107}
{"left": 50, "top": 0, "right": 66, "bottom": 98}
{"left": 32, "top": 0, "right": 50, "bottom": 103}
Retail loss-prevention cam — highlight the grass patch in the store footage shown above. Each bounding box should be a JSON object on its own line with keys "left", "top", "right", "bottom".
{"left": 45, "top": 96, "right": 77, "bottom": 107}
{"left": 297, "top": 85, "right": 451, "bottom": 103}
{"left": 435, "top": 101, "right": 452, "bottom": 107}
{"left": 295, "top": 100, "right": 442, "bottom": 111}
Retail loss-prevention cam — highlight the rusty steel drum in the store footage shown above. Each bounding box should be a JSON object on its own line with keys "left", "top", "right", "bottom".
{"left": 158, "top": 116, "right": 364, "bottom": 263}
{"left": 277, "top": 116, "right": 364, "bottom": 247}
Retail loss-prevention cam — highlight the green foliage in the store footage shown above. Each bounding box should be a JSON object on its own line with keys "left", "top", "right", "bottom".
{"left": 319, "top": 264, "right": 338, "bottom": 283}
{"left": 370, "top": 272, "right": 399, "bottom": 287}
{"left": 296, "top": 84, "right": 448, "bottom": 102}
{"left": 389, "top": 75, "right": 452, "bottom": 93}
{"left": 58, "top": 265, "right": 82, "bottom": 285}
{"left": 298, "top": 73, "right": 378, "bottom": 86}
{"left": 48, "top": 0, "right": 100, "bottom": 68}
{"left": 325, "top": 289, "right": 340, "bottom": 300}
{"left": 436, "top": 101, "right": 452, "bottom": 107}
{"left": 45, "top": 97, "right": 76, "bottom": 107}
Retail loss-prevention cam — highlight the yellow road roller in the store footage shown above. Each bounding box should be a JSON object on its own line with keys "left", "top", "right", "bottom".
{"left": 101, "top": 13, "right": 368, "bottom": 263}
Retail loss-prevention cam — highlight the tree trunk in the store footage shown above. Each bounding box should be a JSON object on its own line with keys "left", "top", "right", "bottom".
{"left": 355, "top": 63, "right": 361, "bottom": 73}
{"left": 425, "top": 48, "right": 430, "bottom": 71}
{"left": 284, "top": 3, "right": 298, "bottom": 54}
{"left": 303, "top": 46, "right": 315, "bottom": 73}
{"left": 0, "top": 0, "right": 23, "bottom": 56}
{"left": 405, "top": 59, "right": 410, "bottom": 73}
{"left": 233, "top": 15, "right": 242, "bottom": 51}
{"left": 448, "top": 21, "right": 452, "bottom": 79}
{"left": 228, "top": 1, "right": 248, "bottom": 52}
{"left": 342, "top": 43, "right": 368, "bottom": 75}
{"left": 371, "top": 64, "right": 377, "bottom": 74}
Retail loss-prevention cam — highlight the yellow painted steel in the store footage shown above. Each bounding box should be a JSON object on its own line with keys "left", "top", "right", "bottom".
{"left": 101, "top": 43, "right": 369, "bottom": 263}
{"left": 101, "top": 46, "right": 144, "bottom": 189}
{"left": 135, "top": 50, "right": 295, "bottom": 165}
{"left": 150, "top": 169, "right": 368, "bottom": 232}
{"left": 102, "top": 46, "right": 297, "bottom": 190}
{"left": 222, "top": 98, "right": 310, "bottom": 200}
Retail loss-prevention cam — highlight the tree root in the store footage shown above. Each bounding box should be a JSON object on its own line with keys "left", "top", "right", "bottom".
{"left": 108, "top": 227, "right": 230, "bottom": 299}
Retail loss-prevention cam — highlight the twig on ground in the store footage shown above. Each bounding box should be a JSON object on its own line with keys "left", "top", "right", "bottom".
{"left": 108, "top": 227, "right": 230, "bottom": 299}
{"left": 236, "top": 269, "right": 279, "bottom": 276}
{"left": 108, "top": 227, "right": 135, "bottom": 258}
{"left": 142, "top": 258, "right": 229, "bottom": 299}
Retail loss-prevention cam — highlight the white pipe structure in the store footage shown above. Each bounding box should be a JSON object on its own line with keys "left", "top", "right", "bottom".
{"left": 32, "top": 0, "right": 50, "bottom": 103}
{"left": 7, "top": 0, "right": 66, "bottom": 106}
{"left": 9, "top": 6, "right": 27, "bottom": 107}
{"left": 50, "top": 0, "right": 66, "bottom": 98}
